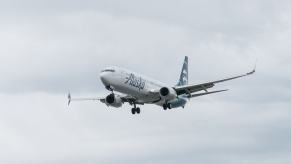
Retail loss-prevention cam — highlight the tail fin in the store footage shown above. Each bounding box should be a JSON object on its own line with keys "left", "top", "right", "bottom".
{"left": 177, "top": 56, "right": 188, "bottom": 86}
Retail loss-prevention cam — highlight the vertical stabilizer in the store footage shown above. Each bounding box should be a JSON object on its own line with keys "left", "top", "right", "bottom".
{"left": 177, "top": 56, "right": 188, "bottom": 86}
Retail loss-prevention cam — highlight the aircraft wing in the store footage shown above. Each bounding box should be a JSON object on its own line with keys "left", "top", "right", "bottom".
{"left": 174, "top": 68, "right": 255, "bottom": 95}
{"left": 67, "top": 93, "right": 105, "bottom": 106}
{"left": 67, "top": 93, "right": 143, "bottom": 106}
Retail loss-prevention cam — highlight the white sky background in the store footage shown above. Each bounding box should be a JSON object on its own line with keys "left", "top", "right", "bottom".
{"left": 0, "top": 0, "right": 291, "bottom": 163}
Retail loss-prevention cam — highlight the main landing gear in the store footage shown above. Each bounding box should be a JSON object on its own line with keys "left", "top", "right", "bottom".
{"left": 163, "top": 103, "right": 171, "bottom": 110}
{"left": 131, "top": 103, "right": 141, "bottom": 115}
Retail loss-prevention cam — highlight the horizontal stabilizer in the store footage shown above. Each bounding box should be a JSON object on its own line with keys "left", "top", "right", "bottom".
{"left": 189, "top": 89, "right": 228, "bottom": 98}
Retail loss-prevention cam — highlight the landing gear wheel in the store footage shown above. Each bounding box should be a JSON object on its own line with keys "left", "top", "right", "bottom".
{"left": 167, "top": 103, "right": 171, "bottom": 109}
{"left": 131, "top": 102, "right": 141, "bottom": 115}
{"left": 163, "top": 104, "right": 168, "bottom": 110}
{"left": 136, "top": 107, "right": 141, "bottom": 114}
{"left": 131, "top": 108, "right": 136, "bottom": 115}
{"left": 131, "top": 107, "right": 141, "bottom": 115}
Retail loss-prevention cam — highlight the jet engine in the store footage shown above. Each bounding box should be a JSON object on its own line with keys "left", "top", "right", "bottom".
{"left": 105, "top": 94, "right": 123, "bottom": 108}
{"left": 159, "top": 87, "right": 177, "bottom": 101}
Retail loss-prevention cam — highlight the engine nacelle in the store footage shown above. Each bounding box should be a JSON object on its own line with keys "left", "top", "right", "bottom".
{"left": 159, "top": 87, "right": 177, "bottom": 101}
{"left": 105, "top": 94, "right": 123, "bottom": 108}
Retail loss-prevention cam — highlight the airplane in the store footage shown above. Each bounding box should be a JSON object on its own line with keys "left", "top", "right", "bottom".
{"left": 68, "top": 56, "right": 255, "bottom": 115}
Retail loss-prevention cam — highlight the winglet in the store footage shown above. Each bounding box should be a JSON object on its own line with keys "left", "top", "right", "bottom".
{"left": 68, "top": 93, "right": 71, "bottom": 106}
{"left": 247, "top": 60, "right": 257, "bottom": 75}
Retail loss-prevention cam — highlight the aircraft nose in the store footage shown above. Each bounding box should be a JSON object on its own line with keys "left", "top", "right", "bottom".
{"left": 100, "top": 72, "right": 110, "bottom": 86}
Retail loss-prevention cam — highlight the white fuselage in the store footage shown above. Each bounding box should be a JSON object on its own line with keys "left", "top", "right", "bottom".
{"left": 100, "top": 66, "right": 189, "bottom": 108}
{"left": 100, "top": 67, "right": 188, "bottom": 106}
{"left": 100, "top": 67, "right": 166, "bottom": 104}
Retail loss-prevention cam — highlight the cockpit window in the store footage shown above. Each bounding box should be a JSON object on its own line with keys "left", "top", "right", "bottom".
{"left": 101, "top": 69, "right": 115, "bottom": 73}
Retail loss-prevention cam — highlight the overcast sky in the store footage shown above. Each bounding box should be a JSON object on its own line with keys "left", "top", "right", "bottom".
{"left": 0, "top": 0, "right": 291, "bottom": 164}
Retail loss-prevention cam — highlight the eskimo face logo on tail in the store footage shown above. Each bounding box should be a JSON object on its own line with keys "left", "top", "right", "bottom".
{"left": 182, "top": 69, "right": 188, "bottom": 84}
{"left": 125, "top": 73, "right": 145, "bottom": 91}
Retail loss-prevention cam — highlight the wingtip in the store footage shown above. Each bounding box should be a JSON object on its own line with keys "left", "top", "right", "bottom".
{"left": 247, "top": 64, "right": 256, "bottom": 75}
{"left": 67, "top": 93, "right": 71, "bottom": 106}
{"left": 218, "top": 89, "right": 229, "bottom": 93}
{"left": 247, "top": 69, "right": 255, "bottom": 75}
{"left": 250, "top": 59, "right": 257, "bottom": 74}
